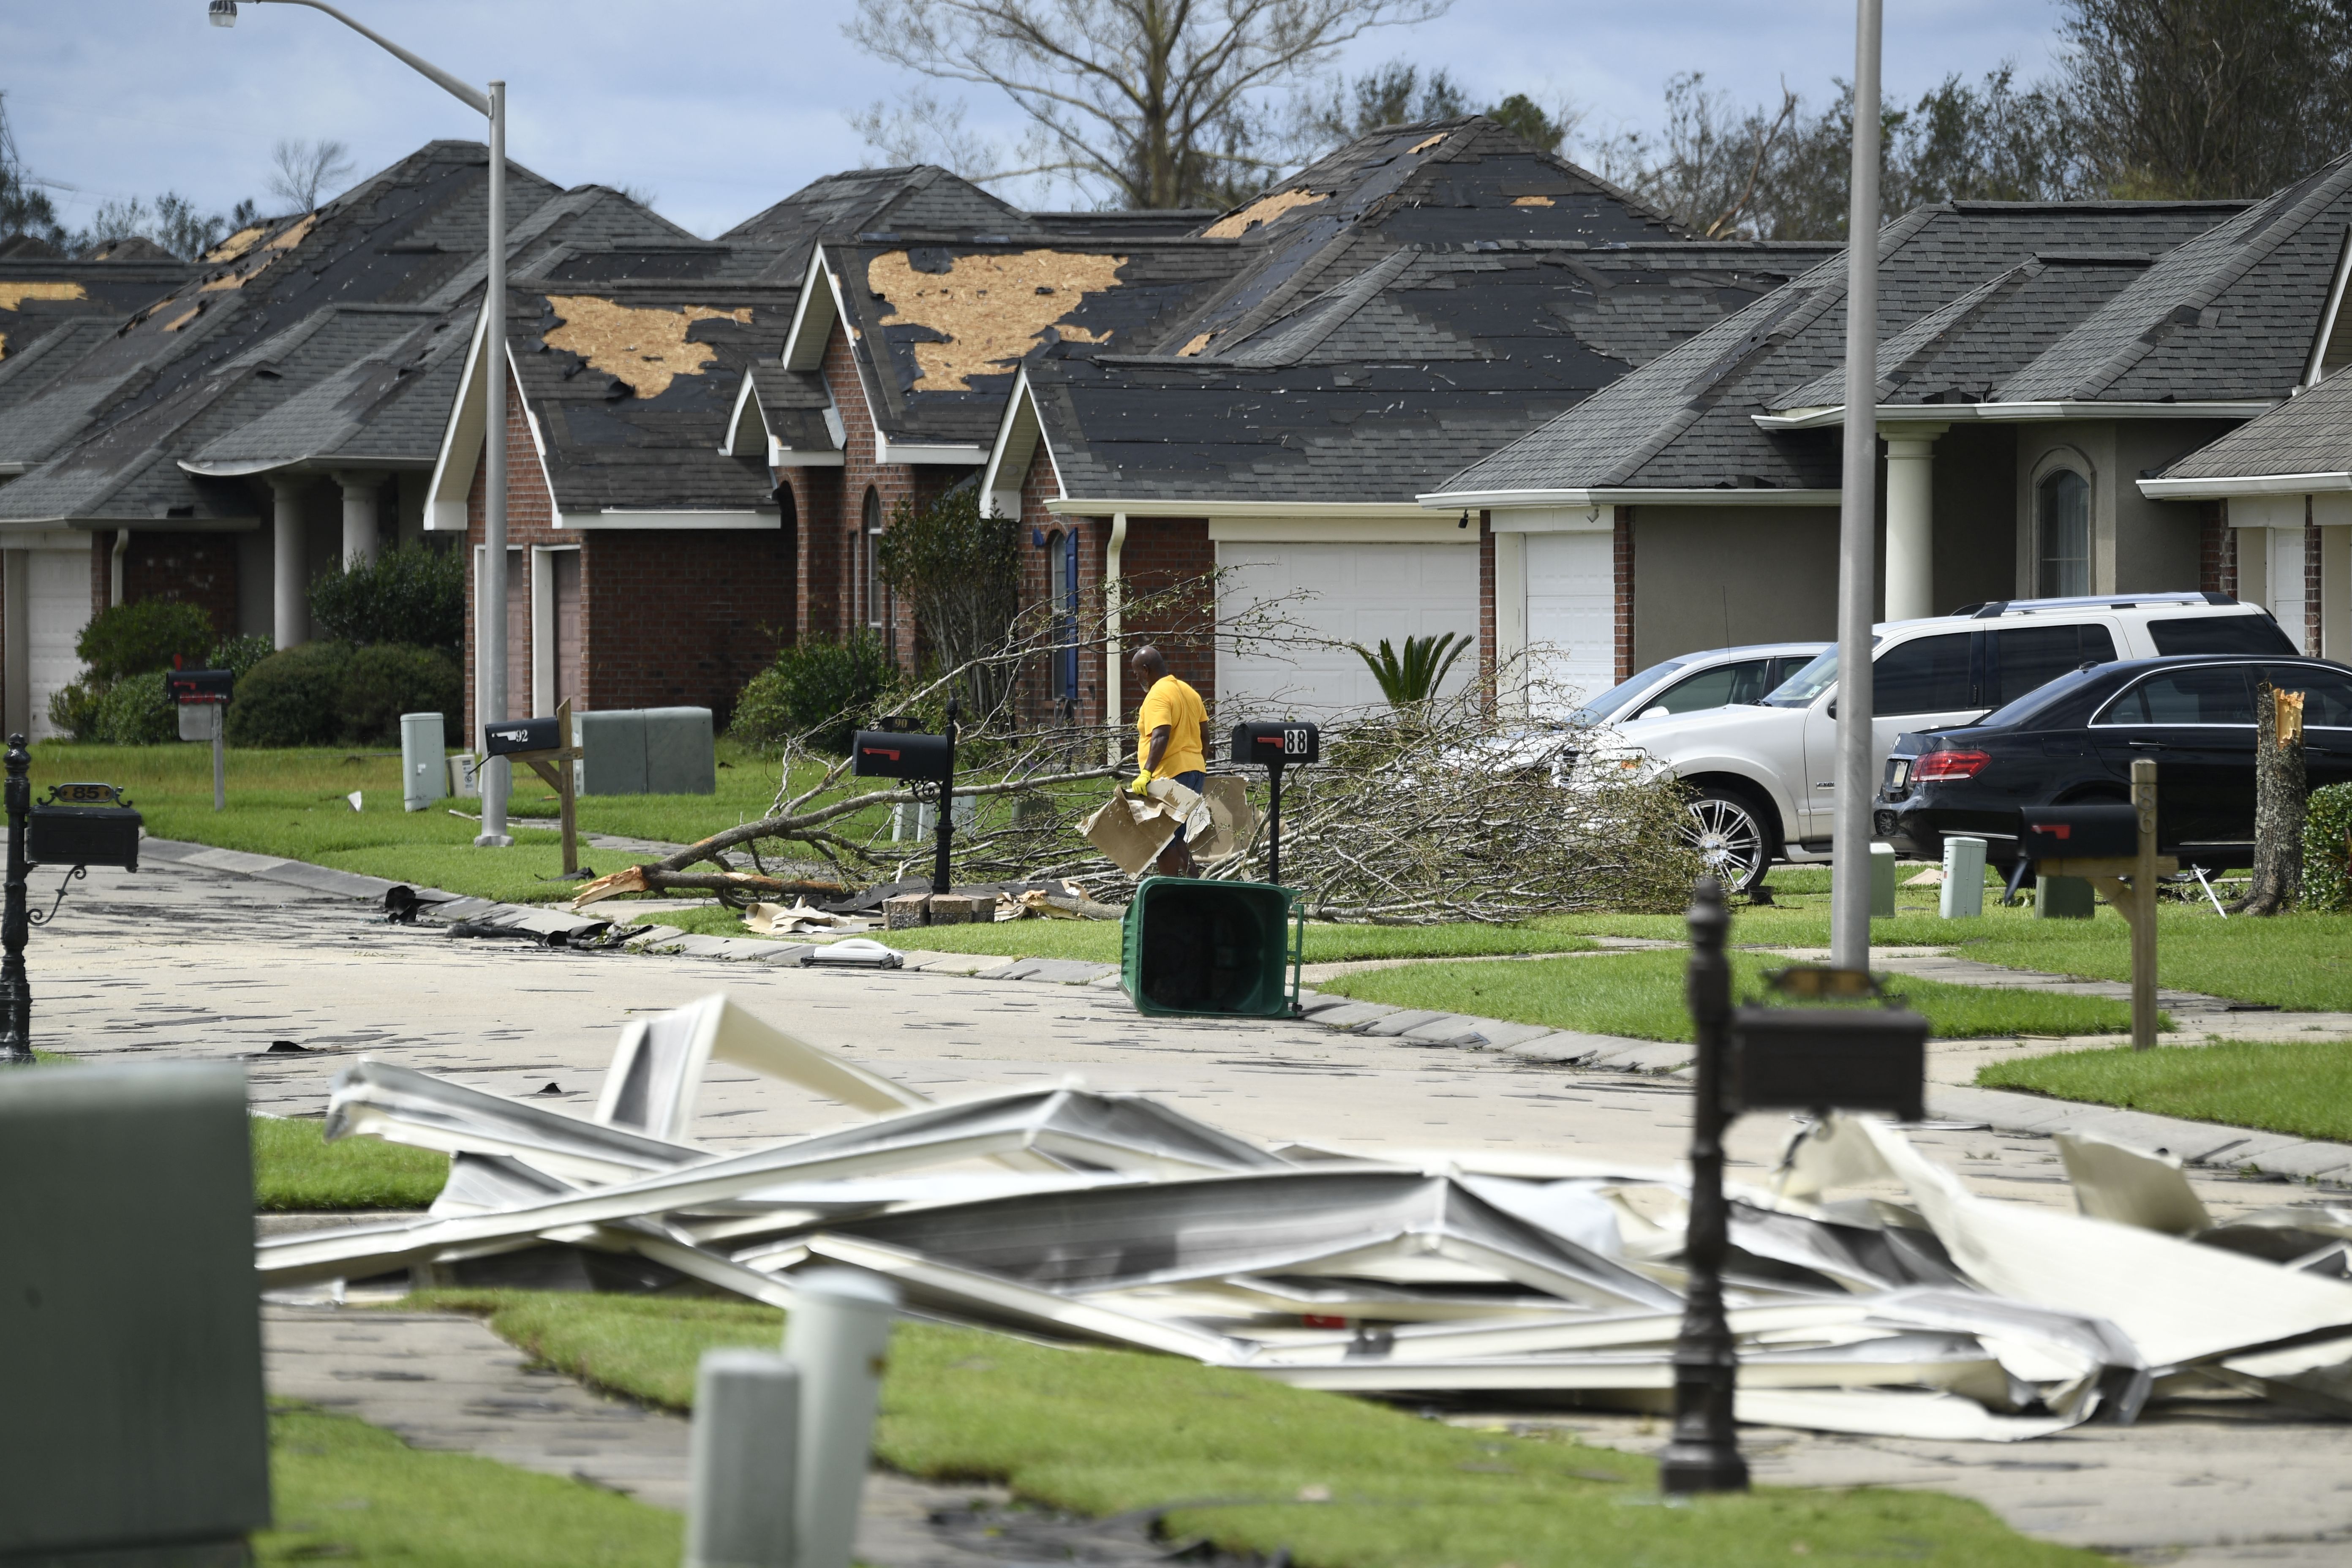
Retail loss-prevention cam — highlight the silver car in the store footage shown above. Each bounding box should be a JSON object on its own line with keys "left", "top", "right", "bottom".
{"left": 1571, "top": 642, "right": 1829, "bottom": 726}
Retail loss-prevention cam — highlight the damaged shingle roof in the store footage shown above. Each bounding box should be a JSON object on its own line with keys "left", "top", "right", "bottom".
{"left": 1431, "top": 199, "right": 2251, "bottom": 498}
{"left": 0, "top": 243, "right": 196, "bottom": 368}
{"left": 1028, "top": 240, "right": 1834, "bottom": 504}
{"left": 0, "top": 141, "right": 717, "bottom": 523}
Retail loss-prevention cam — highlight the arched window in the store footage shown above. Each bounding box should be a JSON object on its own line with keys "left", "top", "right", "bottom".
{"left": 2036, "top": 469, "right": 2090, "bottom": 597}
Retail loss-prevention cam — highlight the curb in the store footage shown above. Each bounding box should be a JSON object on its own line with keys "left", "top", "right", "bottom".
{"left": 149, "top": 837, "right": 2352, "bottom": 1184}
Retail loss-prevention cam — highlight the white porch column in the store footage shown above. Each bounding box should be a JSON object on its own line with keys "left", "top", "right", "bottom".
{"left": 335, "top": 471, "right": 382, "bottom": 567}
{"left": 1492, "top": 528, "right": 1527, "bottom": 716}
{"left": 1881, "top": 424, "right": 1945, "bottom": 622}
{"left": 268, "top": 474, "right": 308, "bottom": 649}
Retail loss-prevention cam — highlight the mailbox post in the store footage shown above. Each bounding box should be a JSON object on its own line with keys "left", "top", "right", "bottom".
{"left": 482, "top": 698, "right": 583, "bottom": 875}
{"left": 0, "top": 737, "right": 142, "bottom": 1065}
{"left": 1228, "top": 721, "right": 1318, "bottom": 885}
{"left": 1660, "top": 876, "right": 1929, "bottom": 1494}
{"left": 166, "top": 668, "right": 234, "bottom": 813}
{"left": 852, "top": 704, "right": 959, "bottom": 896}
{"left": 2022, "top": 760, "right": 2169, "bottom": 1049}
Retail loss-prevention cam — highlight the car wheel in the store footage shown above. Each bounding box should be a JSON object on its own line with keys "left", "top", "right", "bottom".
{"left": 1684, "top": 787, "right": 1772, "bottom": 894}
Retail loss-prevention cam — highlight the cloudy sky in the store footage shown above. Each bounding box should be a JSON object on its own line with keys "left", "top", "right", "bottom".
{"left": 7, "top": 0, "right": 2067, "bottom": 238}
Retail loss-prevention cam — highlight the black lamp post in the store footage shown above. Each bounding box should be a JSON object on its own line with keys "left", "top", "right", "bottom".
{"left": 1, "top": 735, "right": 31, "bottom": 1064}
{"left": 932, "top": 694, "right": 960, "bottom": 896}
{"left": 1658, "top": 873, "right": 1748, "bottom": 1492}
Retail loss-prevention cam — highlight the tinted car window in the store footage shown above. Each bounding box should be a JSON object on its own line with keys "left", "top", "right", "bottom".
{"left": 2263, "top": 665, "right": 2352, "bottom": 727}
{"left": 2099, "top": 666, "right": 2256, "bottom": 725}
{"left": 1988, "top": 623, "right": 2118, "bottom": 707}
{"left": 1577, "top": 658, "right": 1687, "bottom": 721}
{"left": 2148, "top": 614, "right": 2298, "bottom": 656}
{"left": 1640, "top": 659, "right": 1775, "bottom": 716}
{"left": 1977, "top": 664, "right": 2110, "bottom": 729}
{"left": 1873, "top": 633, "right": 1974, "bottom": 716}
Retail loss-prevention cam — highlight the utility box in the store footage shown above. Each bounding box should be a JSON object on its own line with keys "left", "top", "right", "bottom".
{"left": 448, "top": 751, "right": 479, "bottom": 799}
{"left": 1939, "top": 836, "right": 1987, "bottom": 919}
{"left": 1869, "top": 841, "right": 1897, "bottom": 917}
{"left": 400, "top": 712, "right": 446, "bottom": 813}
{"left": 579, "top": 708, "right": 648, "bottom": 795}
{"left": 0, "top": 1061, "right": 271, "bottom": 1560}
{"left": 1122, "top": 877, "right": 1297, "bottom": 1018}
{"left": 645, "top": 707, "right": 716, "bottom": 795}
{"left": 2036, "top": 875, "right": 2097, "bottom": 919}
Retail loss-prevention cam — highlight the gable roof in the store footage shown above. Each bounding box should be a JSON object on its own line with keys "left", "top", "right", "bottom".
{"left": 989, "top": 240, "right": 1835, "bottom": 509}
{"left": 0, "top": 244, "right": 197, "bottom": 368}
{"left": 2142, "top": 368, "right": 2352, "bottom": 495}
{"left": 1425, "top": 198, "right": 2253, "bottom": 504}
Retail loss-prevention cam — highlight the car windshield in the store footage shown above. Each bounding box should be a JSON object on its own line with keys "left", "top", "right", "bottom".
{"left": 1574, "top": 658, "right": 1688, "bottom": 722}
{"left": 1976, "top": 664, "right": 2106, "bottom": 729}
{"left": 1761, "top": 642, "right": 1876, "bottom": 707}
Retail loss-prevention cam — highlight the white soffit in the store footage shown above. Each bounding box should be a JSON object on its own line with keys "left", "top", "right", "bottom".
{"left": 2139, "top": 470, "right": 2352, "bottom": 500}
{"left": 559, "top": 509, "right": 780, "bottom": 531}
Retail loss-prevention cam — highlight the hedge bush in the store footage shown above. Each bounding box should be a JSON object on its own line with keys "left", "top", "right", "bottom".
{"left": 226, "top": 642, "right": 353, "bottom": 747}
{"left": 2308, "top": 782, "right": 2352, "bottom": 911}
{"left": 76, "top": 600, "right": 215, "bottom": 683}
{"left": 309, "top": 541, "right": 463, "bottom": 649}
{"left": 45, "top": 679, "right": 107, "bottom": 742}
{"left": 341, "top": 644, "right": 461, "bottom": 746}
{"left": 91, "top": 671, "right": 180, "bottom": 745}
{"left": 731, "top": 631, "right": 897, "bottom": 754}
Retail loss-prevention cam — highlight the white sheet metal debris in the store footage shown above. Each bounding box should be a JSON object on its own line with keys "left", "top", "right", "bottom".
{"left": 262, "top": 994, "right": 2352, "bottom": 1441}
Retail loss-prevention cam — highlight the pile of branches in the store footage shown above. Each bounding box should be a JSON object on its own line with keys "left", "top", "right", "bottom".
{"left": 585, "top": 595, "right": 1699, "bottom": 924}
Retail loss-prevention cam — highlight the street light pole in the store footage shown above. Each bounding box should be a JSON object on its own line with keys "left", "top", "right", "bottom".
{"left": 210, "top": 0, "right": 509, "bottom": 846}
{"left": 1830, "top": 0, "right": 1884, "bottom": 972}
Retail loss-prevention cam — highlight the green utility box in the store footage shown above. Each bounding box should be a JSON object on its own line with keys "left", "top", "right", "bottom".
{"left": 2037, "top": 874, "right": 2097, "bottom": 919}
{"left": 1122, "top": 876, "right": 1301, "bottom": 1018}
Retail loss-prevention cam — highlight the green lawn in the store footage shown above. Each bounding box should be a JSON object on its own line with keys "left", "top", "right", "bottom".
{"left": 253, "top": 1116, "right": 446, "bottom": 1210}
{"left": 1981, "top": 1037, "right": 2352, "bottom": 1145}
{"left": 409, "top": 1290, "right": 2088, "bottom": 1568}
{"left": 33, "top": 737, "right": 873, "bottom": 905}
{"left": 257, "top": 1404, "right": 678, "bottom": 1565}
{"left": 1319, "top": 948, "right": 2145, "bottom": 1041}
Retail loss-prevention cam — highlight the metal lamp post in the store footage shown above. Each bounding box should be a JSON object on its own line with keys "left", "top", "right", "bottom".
{"left": 208, "top": 0, "right": 511, "bottom": 847}
{"left": 1829, "top": 0, "right": 1884, "bottom": 972}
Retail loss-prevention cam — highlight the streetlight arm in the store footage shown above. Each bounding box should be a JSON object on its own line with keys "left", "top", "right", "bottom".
{"left": 246, "top": 0, "right": 489, "bottom": 114}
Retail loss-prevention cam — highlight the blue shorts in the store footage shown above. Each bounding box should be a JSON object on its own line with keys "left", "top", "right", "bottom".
{"left": 1172, "top": 770, "right": 1206, "bottom": 842}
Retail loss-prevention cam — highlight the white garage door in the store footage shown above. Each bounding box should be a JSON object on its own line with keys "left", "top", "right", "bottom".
{"left": 2267, "top": 527, "right": 2308, "bottom": 653}
{"left": 26, "top": 549, "right": 92, "bottom": 742}
{"left": 1523, "top": 530, "right": 1615, "bottom": 712}
{"left": 1216, "top": 541, "right": 1478, "bottom": 720}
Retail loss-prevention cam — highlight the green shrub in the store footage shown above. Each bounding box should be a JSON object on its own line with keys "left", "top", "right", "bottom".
{"left": 731, "top": 631, "right": 897, "bottom": 754}
{"left": 90, "top": 670, "right": 179, "bottom": 744}
{"left": 309, "top": 540, "right": 464, "bottom": 649}
{"left": 210, "top": 634, "right": 274, "bottom": 683}
{"left": 2308, "top": 782, "right": 2352, "bottom": 911}
{"left": 76, "top": 599, "right": 216, "bottom": 683}
{"left": 341, "top": 643, "right": 461, "bottom": 746}
{"left": 45, "top": 679, "right": 106, "bottom": 741}
{"left": 227, "top": 642, "right": 352, "bottom": 747}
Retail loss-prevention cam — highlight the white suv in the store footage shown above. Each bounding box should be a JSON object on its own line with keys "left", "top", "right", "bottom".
{"left": 1605, "top": 593, "right": 2298, "bottom": 890}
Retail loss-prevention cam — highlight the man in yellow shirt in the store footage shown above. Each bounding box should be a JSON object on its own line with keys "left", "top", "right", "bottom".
{"left": 1131, "top": 644, "right": 1208, "bottom": 875}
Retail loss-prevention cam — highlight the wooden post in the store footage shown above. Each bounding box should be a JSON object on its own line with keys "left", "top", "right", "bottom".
{"left": 518, "top": 697, "right": 582, "bottom": 877}
{"left": 2130, "top": 757, "right": 2159, "bottom": 1051}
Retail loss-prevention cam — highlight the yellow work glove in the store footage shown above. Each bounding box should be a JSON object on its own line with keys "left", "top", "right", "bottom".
{"left": 1131, "top": 771, "right": 1153, "bottom": 796}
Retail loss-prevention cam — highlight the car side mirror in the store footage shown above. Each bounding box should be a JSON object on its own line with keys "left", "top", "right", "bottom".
{"left": 1825, "top": 700, "right": 1836, "bottom": 719}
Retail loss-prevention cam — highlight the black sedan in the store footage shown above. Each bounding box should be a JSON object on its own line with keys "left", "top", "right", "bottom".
{"left": 1875, "top": 654, "right": 2352, "bottom": 869}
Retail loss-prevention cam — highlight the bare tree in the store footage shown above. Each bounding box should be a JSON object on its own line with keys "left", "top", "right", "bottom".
{"left": 845, "top": 0, "right": 1450, "bottom": 209}
{"left": 269, "top": 137, "right": 355, "bottom": 211}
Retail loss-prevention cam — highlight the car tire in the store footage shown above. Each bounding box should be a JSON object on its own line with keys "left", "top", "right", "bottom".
{"left": 1683, "top": 786, "right": 1773, "bottom": 895}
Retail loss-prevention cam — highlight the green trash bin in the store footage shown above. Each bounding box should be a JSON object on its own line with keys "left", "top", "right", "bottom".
{"left": 1122, "top": 876, "right": 1301, "bottom": 1018}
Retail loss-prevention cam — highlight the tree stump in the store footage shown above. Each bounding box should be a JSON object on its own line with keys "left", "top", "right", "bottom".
{"left": 2233, "top": 683, "right": 2306, "bottom": 916}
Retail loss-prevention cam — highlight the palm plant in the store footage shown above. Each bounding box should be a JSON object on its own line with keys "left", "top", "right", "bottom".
{"left": 1351, "top": 632, "right": 1470, "bottom": 709}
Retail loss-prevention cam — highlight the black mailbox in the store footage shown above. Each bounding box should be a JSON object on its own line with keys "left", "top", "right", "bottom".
{"left": 2020, "top": 803, "right": 2140, "bottom": 863}
{"left": 851, "top": 730, "right": 952, "bottom": 782}
{"left": 1726, "top": 1005, "right": 1927, "bottom": 1122}
{"left": 164, "top": 668, "right": 235, "bottom": 704}
{"left": 28, "top": 784, "right": 141, "bottom": 872}
{"left": 482, "top": 716, "right": 562, "bottom": 757}
{"left": 1230, "top": 721, "right": 1319, "bottom": 768}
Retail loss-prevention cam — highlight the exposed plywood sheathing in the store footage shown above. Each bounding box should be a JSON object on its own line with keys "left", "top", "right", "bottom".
{"left": 161, "top": 305, "right": 203, "bottom": 333}
{"left": 543, "top": 297, "right": 754, "bottom": 398}
{"left": 865, "top": 250, "right": 1127, "bottom": 390}
{"left": 1201, "top": 189, "right": 1328, "bottom": 240}
{"left": 266, "top": 214, "right": 319, "bottom": 252}
{"left": 0, "top": 282, "right": 90, "bottom": 312}
{"left": 1178, "top": 332, "right": 1216, "bottom": 357}
{"left": 204, "top": 224, "right": 269, "bottom": 263}
{"left": 1512, "top": 196, "right": 1556, "bottom": 207}
{"left": 1409, "top": 133, "right": 1447, "bottom": 153}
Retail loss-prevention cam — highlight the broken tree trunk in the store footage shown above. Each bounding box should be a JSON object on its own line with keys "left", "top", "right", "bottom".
{"left": 2233, "top": 683, "right": 2307, "bottom": 916}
